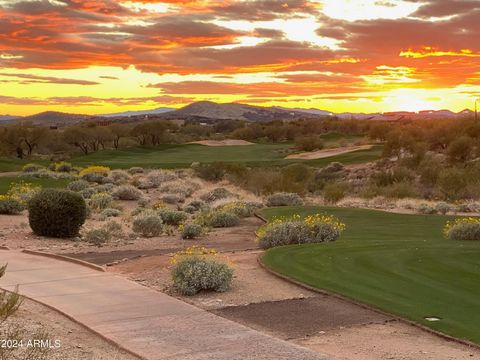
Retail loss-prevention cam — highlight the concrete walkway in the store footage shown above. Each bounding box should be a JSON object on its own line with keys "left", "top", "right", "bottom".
{"left": 0, "top": 250, "right": 331, "bottom": 360}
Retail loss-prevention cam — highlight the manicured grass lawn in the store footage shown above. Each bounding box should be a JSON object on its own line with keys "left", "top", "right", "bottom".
{"left": 260, "top": 206, "right": 480, "bottom": 343}
{"left": 69, "top": 144, "right": 382, "bottom": 169}
{"left": 0, "top": 176, "right": 70, "bottom": 194}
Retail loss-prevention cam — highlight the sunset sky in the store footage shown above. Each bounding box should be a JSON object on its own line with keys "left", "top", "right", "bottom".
{"left": 1, "top": 0, "right": 479, "bottom": 116}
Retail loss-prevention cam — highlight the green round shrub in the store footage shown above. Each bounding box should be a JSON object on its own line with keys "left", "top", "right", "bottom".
{"left": 181, "top": 224, "right": 203, "bottom": 239}
{"left": 158, "top": 209, "right": 188, "bottom": 225}
{"left": 207, "top": 210, "right": 240, "bottom": 228}
{"left": 28, "top": 189, "right": 87, "bottom": 238}
{"left": 132, "top": 214, "right": 163, "bottom": 237}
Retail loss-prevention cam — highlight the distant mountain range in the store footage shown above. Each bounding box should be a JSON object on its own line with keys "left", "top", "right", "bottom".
{"left": 99, "top": 107, "right": 175, "bottom": 118}
{"left": 0, "top": 115, "right": 20, "bottom": 121}
{"left": 0, "top": 102, "right": 475, "bottom": 126}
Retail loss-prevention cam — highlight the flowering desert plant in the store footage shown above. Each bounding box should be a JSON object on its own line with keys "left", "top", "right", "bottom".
{"left": 257, "top": 213, "right": 346, "bottom": 249}
{"left": 7, "top": 181, "right": 41, "bottom": 205}
{"left": 443, "top": 218, "right": 480, "bottom": 241}
{"left": 79, "top": 165, "right": 110, "bottom": 177}
{"left": 170, "top": 246, "right": 233, "bottom": 295}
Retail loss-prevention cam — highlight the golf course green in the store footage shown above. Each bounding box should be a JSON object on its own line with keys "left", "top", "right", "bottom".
{"left": 0, "top": 177, "right": 70, "bottom": 194}
{"left": 260, "top": 206, "right": 480, "bottom": 343}
{"left": 69, "top": 143, "right": 382, "bottom": 169}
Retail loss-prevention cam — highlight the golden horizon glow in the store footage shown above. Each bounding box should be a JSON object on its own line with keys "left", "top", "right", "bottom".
{"left": 1, "top": 0, "right": 479, "bottom": 116}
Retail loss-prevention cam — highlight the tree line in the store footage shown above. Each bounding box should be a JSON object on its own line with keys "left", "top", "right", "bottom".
{"left": 0, "top": 117, "right": 372, "bottom": 159}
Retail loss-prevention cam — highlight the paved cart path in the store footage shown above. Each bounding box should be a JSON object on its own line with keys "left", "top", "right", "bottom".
{"left": 0, "top": 250, "right": 331, "bottom": 360}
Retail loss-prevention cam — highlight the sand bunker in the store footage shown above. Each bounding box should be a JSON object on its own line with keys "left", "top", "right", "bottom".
{"left": 189, "top": 139, "right": 254, "bottom": 146}
{"left": 286, "top": 144, "right": 373, "bottom": 160}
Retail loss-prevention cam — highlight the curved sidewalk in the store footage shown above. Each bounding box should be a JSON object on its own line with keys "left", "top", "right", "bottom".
{"left": 0, "top": 250, "right": 331, "bottom": 360}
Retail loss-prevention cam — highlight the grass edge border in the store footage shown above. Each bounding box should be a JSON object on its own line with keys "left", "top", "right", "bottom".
{"left": 257, "top": 252, "right": 480, "bottom": 351}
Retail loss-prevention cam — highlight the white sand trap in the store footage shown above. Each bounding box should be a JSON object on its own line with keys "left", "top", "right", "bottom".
{"left": 189, "top": 139, "right": 254, "bottom": 146}
{"left": 286, "top": 144, "right": 373, "bottom": 160}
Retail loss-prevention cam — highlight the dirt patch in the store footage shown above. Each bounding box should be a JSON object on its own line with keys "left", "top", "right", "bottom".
{"left": 297, "top": 322, "right": 480, "bottom": 360}
{"left": 212, "top": 296, "right": 392, "bottom": 339}
{"left": 64, "top": 217, "right": 262, "bottom": 265}
{"left": 0, "top": 211, "right": 262, "bottom": 265}
{"left": 189, "top": 139, "right": 254, "bottom": 146}
{"left": 112, "top": 250, "right": 316, "bottom": 309}
{"left": 286, "top": 144, "right": 373, "bottom": 160}
{"left": 8, "top": 299, "right": 138, "bottom": 360}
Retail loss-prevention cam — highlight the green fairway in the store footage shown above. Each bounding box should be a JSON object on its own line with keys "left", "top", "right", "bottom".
{"left": 260, "top": 206, "right": 480, "bottom": 343}
{"left": 0, "top": 176, "right": 70, "bottom": 194}
{"left": 69, "top": 144, "right": 382, "bottom": 169}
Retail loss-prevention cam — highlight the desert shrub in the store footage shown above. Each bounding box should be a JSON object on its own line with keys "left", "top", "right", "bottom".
{"left": 68, "top": 179, "right": 90, "bottom": 192}
{"left": 447, "top": 136, "right": 474, "bottom": 163}
{"left": 200, "top": 187, "right": 234, "bottom": 202}
{"left": 157, "top": 208, "right": 188, "bottom": 225}
{"left": 185, "top": 200, "right": 208, "bottom": 212}
{"left": 112, "top": 185, "right": 142, "bottom": 200}
{"left": 79, "top": 165, "right": 110, "bottom": 177}
{"left": 456, "top": 203, "right": 478, "bottom": 213}
{"left": 82, "top": 171, "right": 106, "bottom": 183}
{"left": 146, "top": 170, "right": 178, "bottom": 188}
{"left": 100, "top": 208, "right": 121, "bottom": 218}
{"left": 417, "top": 203, "right": 437, "bottom": 215}
{"left": 444, "top": 218, "right": 480, "bottom": 240}
{"left": 128, "top": 167, "right": 144, "bottom": 174}
{"left": 216, "top": 201, "right": 254, "bottom": 218}
{"left": 257, "top": 214, "right": 345, "bottom": 249}
{"left": 22, "top": 163, "right": 45, "bottom": 173}
{"left": 193, "top": 162, "right": 225, "bottom": 182}
{"left": 381, "top": 181, "right": 418, "bottom": 199}
{"left": 88, "top": 192, "right": 113, "bottom": 211}
{"left": 28, "top": 189, "right": 87, "bottom": 238}
{"left": 95, "top": 183, "right": 114, "bottom": 193}
{"left": 103, "top": 220, "right": 124, "bottom": 237}
{"left": 6, "top": 182, "right": 41, "bottom": 205}
{"left": 108, "top": 170, "right": 131, "bottom": 185}
{"left": 418, "top": 156, "right": 443, "bottom": 187}
{"left": 294, "top": 135, "right": 324, "bottom": 152}
{"left": 171, "top": 247, "right": 233, "bottom": 295}
{"left": 80, "top": 187, "right": 97, "bottom": 199}
{"left": 372, "top": 167, "right": 415, "bottom": 187}
{"left": 183, "top": 205, "right": 197, "bottom": 214}
{"left": 436, "top": 168, "right": 467, "bottom": 200}
{"left": 266, "top": 192, "right": 304, "bottom": 207}
{"left": 323, "top": 183, "right": 347, "bottom": 204}
{"left": 435, "top": 202, "right": 451, "bottom": 215}
{"left": 199, "top": 209, "right": 240, "bottom": 228}
{"left": 132, "top": 214, "right": 163, "bottom": 237}
{"left": 161, "top": 194, "right": 185, "bottom": 204}
{"left": 54, "top": 161, "right": 72, "bottom": 173}
{"left": 84, "top": 228, "right": 111, "bottom": 246}
{"left": 159, "top": 181, "right": 196, "bottom": 197}
{"left": 0, "top": 195, "right": 24, "bottom": 214}
{"left": 181, "top": 223, "right": 203, "bottom": 239}
{"left": 26, "top": 170, "right": 75, "bottom": 180}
